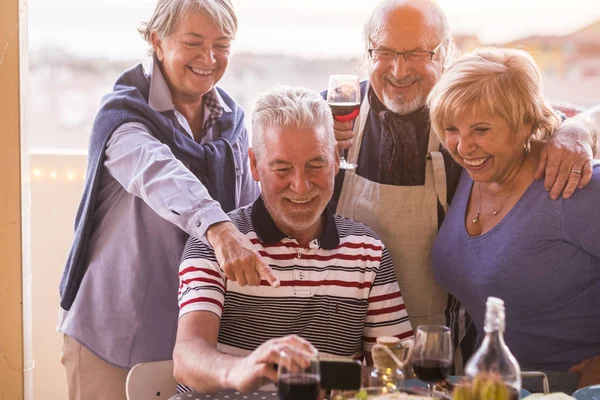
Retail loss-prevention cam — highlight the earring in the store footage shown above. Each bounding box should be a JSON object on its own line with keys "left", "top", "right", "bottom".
{"left": 523, "top": 139, "right": 531, "bottom": 155}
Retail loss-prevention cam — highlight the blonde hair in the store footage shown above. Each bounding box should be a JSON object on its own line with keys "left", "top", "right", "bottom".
{"left": 428, "top": 47, "right": 561, "bottom": 145}
{"left": 251, "top": 86, "right": 335, "bottom": 160}
{"left": 138, "top": 0, "right": 237, "bottom": 55}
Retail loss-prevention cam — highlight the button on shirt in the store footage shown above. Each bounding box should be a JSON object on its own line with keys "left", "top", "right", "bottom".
{"left": 57, "top": 60, "right": 259, "bottom": 369}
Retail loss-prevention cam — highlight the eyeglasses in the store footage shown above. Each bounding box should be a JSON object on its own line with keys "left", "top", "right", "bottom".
{"left": 368, "top": 41, "right": 444, "bottom": 64}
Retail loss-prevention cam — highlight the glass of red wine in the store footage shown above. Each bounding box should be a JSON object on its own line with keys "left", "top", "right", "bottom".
{"left": 412, "top": 325, "right": 453, "bottom": 397}
{"left": 277, "top": 351, "right": 320, "bottom": 400}
{"left": 326, "top": 74, "right": 361, "bottom": 170}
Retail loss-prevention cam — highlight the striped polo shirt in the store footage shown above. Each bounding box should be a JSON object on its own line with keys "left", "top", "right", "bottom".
{"left": 178, "top": 196, "right": 413, "bottom": 359}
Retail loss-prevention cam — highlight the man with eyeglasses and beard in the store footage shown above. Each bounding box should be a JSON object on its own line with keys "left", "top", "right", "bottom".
{"left": 326, "top": 0, "right": 599, "bottom": 370}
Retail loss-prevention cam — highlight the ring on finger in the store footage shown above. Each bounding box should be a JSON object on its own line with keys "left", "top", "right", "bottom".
{"left": 571, "top": 169, "right": 582, "bottom": 175}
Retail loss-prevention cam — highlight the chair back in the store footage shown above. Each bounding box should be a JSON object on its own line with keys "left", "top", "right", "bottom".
{"left": 126, "top": 360, "right": 177, "bottom": 400}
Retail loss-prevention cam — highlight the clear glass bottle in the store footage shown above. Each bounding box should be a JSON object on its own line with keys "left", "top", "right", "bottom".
{"left": 464, "top": 297, "right": 521, "bottom": 400}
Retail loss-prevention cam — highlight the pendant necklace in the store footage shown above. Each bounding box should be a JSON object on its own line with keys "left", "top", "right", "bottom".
{"left": 472, "top": 178, "right": 518, "bottom": 224}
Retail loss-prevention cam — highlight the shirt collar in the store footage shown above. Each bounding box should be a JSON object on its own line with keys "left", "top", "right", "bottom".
{"left": 250, "top": 196, "right": 340, "bottom": 250}
{"left": 146, "top": 57, "right": 232, "bottom": 114}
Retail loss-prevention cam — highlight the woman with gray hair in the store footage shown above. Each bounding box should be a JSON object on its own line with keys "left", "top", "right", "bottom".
{"left": 57, "top": 1, "right": 277, "bottom": 399}
{"left": 429, "top": 48, "right": 600, "bottom": 393}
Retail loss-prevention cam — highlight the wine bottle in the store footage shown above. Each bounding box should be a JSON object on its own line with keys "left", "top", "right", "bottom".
{"left": 464, "top": 297, "right": 521, "bottom": 400}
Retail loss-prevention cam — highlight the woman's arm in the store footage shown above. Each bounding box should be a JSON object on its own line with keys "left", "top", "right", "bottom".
{"left": 105, "top": 122, "right": 278, "bottom": 286}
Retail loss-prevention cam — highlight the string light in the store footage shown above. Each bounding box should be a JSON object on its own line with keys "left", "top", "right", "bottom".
{"left": 29, "top": 169, "right": 87, "bottom": 181}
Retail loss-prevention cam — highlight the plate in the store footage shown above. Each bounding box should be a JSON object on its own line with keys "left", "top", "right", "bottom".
{"left": 404, "top": 376, "right": 531, "bottom": 399}
{"left": 573, "top": 384, "right": 600, "bottom": 400}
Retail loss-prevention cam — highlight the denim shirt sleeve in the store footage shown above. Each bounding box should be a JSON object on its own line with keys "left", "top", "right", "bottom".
{"left": 104, "top": 122, "right": 231, "bottom": 239}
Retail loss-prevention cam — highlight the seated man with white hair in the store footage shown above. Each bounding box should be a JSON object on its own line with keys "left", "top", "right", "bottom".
{"left": 172, "top": 86, "right": 414, "bottom": 393}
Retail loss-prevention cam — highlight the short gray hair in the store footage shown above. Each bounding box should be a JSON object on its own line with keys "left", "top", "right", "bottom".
{"left": 251, "top": 86, "right": 335, "bottom": 159}
{"left": 363, "top": 0, "right": 458, "bottom": 67}
{"left": 138, "top": 0, "right": 238, "bottom": 55}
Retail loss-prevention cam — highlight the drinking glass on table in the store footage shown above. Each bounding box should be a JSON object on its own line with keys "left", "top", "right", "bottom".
{"left": 412, "top": 325, "right": 453, "bottom": 397}
{"left": 277, "top": 351, "right": 320, "bottom": 400}
{"left": 326, "top": 74, "right": 361, "bottom": 170}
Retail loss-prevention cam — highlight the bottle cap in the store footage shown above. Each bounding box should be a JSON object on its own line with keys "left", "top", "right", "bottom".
{"left": 486, "top": 297, "right": 505, "bottom": 311}
{"left": 484, "top": 296, "right": 506, "bottom": 332}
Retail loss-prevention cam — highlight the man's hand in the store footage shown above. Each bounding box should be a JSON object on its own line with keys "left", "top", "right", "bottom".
{"left": 334, "top": 119, "right": 355, "bottom": 151}
{"left": 206, "top": 221, "right": 279, "bottom": 287}
{"left": 224, "top": 335, "right": 318, "bottom": 392}
{"left": 535, "top": 120, "right": 595, "bottom": 199}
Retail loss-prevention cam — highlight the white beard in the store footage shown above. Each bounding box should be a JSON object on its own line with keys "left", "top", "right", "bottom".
{"left": 382, "top": 90, "right": 426, "bottom": 115}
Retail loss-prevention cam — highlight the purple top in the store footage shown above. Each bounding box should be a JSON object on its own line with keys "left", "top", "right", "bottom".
{"left": 432, "top": 164, "right": 600, "bottom": 372}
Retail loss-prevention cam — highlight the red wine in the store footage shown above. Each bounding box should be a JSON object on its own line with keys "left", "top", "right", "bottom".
{"left": 412, "top": 359, "right": 452, "bottom": 383}
{"left": 329, "top": 102, "right": 360, "bottom": 116}
{"left": 277, "top": 373, "right": 320, "bottom": 400}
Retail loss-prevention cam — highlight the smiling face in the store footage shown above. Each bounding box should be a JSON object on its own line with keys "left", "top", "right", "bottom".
{"left": 151, "top": 10, "right": 231, "bottom": 104}
{"left": 368, "top": 5, "right": 444, "bottom": 115}
{"left": 249, "top": 125, "right": 339, "bottom": 241}
{"left": 444, "top": 109, "right": 532, "bottom": 184}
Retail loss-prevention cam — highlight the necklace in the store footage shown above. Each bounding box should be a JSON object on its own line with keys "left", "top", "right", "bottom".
{"left": 472, "top": 178, "right": 518, "bottom": 224}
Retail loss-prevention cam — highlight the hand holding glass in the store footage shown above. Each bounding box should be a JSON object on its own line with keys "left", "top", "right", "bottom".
{"left": 326, "top": 75, "right": 360, "bottom": 170}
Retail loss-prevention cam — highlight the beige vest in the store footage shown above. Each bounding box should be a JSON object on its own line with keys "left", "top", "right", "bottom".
{"left": 336, "top": 94, "right": 449, "bottom": 330}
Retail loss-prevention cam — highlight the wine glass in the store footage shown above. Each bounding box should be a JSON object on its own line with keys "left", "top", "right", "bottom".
{"left": 326, "top": 74, "right": 361, "bottom": 170}
{"left": 277, "top": 351, "right": 320, "bottom": 400}
{"left": 412, "top": 325, "right": 453, "bottom": 397}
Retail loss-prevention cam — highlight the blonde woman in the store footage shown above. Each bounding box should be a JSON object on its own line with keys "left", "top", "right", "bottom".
{"left": 428, "top": 48, "right": 600, "bottom": 393}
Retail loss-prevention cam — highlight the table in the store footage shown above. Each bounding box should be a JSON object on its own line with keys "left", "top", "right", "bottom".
{"left": 170, "top": 378, "right": 531, "bottom": 400}
{"left": 170, "top": 390, "right": 278, "bottom": 400}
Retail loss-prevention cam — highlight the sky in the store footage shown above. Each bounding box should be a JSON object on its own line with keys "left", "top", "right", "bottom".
{"left": 29, "top": 0, "right": 600, "bottom": 60}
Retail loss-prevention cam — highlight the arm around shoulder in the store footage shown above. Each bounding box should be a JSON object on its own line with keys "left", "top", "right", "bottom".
{"left": 535, "top": 118, "right": 598, "bottom": 200}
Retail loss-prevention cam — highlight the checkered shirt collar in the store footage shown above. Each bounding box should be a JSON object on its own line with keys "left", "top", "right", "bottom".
{"left": 202, "top": 89, "right": 224, "bottom": 135}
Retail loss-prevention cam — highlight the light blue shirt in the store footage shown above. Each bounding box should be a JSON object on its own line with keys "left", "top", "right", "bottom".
{"left": 57, "top": 60, "right": 259, "bottom": 369}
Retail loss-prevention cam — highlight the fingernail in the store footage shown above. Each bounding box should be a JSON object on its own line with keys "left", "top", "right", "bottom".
{"left": 563, "top": 193, "right": 571, "bottom": 199}
{"left": 578, "top": 185, "right": 584, "bottom": 189}
{"left": 545, "top": 187, "right": 550, "bottom": 192}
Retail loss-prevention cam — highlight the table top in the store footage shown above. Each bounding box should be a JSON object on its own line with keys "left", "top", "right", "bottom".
{"left": 169, "top": 377, "right": 532, "bottom": 400}
{"left": 169, "top": 390, "right": 278, "bottom": 400}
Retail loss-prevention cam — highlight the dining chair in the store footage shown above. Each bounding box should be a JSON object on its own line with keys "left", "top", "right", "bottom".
{"left": 126, "top": 359, "right": 177, "bottom": 400}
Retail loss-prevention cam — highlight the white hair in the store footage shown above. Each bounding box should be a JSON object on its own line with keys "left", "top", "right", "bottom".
{"left": 363, "top": 0, "right": 458, "bottom": 66}
{"left": 251, "top": 86, "right": 335, "bottom": 159}
{"left": 138, "top": 0, "right": 238, "bottom": 55}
